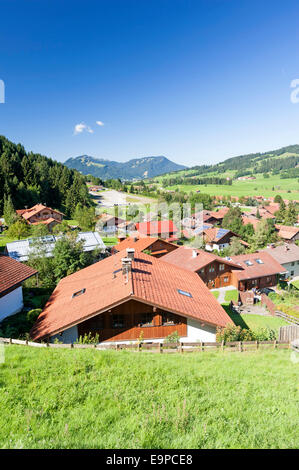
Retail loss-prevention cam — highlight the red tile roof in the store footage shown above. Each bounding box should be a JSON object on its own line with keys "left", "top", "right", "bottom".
{"left": 162, "top": 246, "right": 242, "bottom": 272}
{"left": 230, "top": 252, "right": 286, "bottom": 281}
{"left": 30, "top": 250, "right": 232, "bottom": 341}
{"left": 264, "top": 203, "right": 280, "bottom": 215}
{"left": 136, "top": 220, "right": 178, "bottom": 236}
{"left": 114, "top": 236, "right": 178, "bottom": 253}
{"left": 275, "top": 225, "right": 299, "bottom": 240}
{"left": 0, "top": 255, "right": 38, "bottom": 296}
{"left": 18, "top": 204, "right": 64, "bottom": 221}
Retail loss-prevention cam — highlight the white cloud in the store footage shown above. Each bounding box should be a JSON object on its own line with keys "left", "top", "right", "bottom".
{"left": 96, "top": 120, "right": 104, "bottom": 126}
{"left": 73, "top": 122, "right": 94, "bottom": 135}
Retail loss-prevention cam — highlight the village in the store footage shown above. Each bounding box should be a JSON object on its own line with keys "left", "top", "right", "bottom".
{"left": 1, "top": 189, "right": 299, "bottom": 347}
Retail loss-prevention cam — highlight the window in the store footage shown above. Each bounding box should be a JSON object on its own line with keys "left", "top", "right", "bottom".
{"left": 209, "top": 265, "right": 215, "bottom": 273}
{"left": 72, "top": 288, "right": 86, "bottom": 298}
{"left": 162, "top": 312, "right": 179, "bottom": 325}
{"left": 112, "top": 314, "right": 125, "bottom": 328}
{"left": 266, "top": 277, "right": 271, "bottom": 283}
{"left": 223, "top": 277, "right": 229, "bottom": 283}
{"left": 177, "top": 289, "right": 192, "bottom": 298}
{"left": 244, "top": 260, "right": 253, "bottom": 266}
{"left": 219, "top": 264, "right": 225, "bottom": 271}
{"left": 255, "top": 259, "right": 264, "bottom": 264}
{"left": 291, "top": 262, "right": 295, "bottom": 266}
{"left": 139, "top": 312, "right": 154, "bottom": 327}
{"left": 291, "top": 271, "right": 294, "bottom": 276}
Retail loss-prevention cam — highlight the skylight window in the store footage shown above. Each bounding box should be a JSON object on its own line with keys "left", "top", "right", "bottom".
{"left": 244, "top": 260, "right": 253, "bottom": 266}
{"left": 177, "top": 289, "right": 192, "bottom": 298}
{"left": 72, "top": 288, "right": 86, "bottom": 298}
{"left": 255, "top": 259, "right": 264, "bottom": 264}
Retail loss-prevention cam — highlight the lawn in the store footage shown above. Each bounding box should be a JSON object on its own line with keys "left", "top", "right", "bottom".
{"left": 211, "top": 291, "right": 219, "bottom": 299}
{"left": 0, "top": 233, "right": 15, "bottom": 252}
{"left": 228, "top": 312, "right": 289, "bottom": 334}
{"left": 0, "top": 345, "right": 298, "bottom": 449}
{"left": 224, "top": 289, "right": 239, "bottom": 302}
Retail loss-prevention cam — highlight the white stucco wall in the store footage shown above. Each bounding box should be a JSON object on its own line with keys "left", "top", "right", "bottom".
{"left": 51, "top": 325, "right": 78, "bottom": 344}
{"left": 282, "top": 261, "right": 299, "bottom": 278}
{"left": 180, "top": 318, "right": 216, "bottom": 342}
{"left": 0, "top": 286, "right": 23, "bottom": 322}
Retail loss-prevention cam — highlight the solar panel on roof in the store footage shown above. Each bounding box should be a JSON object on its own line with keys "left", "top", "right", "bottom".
{"left": 216, "top": 228, "right": 229, "bottom": 237}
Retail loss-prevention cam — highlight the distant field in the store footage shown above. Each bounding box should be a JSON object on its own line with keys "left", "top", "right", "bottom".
{"left": 0, "top": 345, "right": 298, "bottom": 449}
{"left": 152, "top": 173, "right": 299, "bottom": 200}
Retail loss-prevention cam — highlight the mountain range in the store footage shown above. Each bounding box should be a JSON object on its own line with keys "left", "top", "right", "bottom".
{"left": 64, "top": 155, "right": 187, "bottom": 180}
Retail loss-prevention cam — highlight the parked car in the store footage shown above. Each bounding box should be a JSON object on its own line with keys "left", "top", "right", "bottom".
{"left": 256, "top": 287, "right": 275, "bottom": 295}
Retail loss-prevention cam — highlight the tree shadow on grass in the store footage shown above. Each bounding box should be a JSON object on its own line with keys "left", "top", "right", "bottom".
{"left": 221, "top": 304, "right": 249, "bottom": 329}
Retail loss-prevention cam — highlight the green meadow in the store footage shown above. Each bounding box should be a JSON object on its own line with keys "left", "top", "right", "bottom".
{"left": 0, "top": 345, "right": 298, "bottom": 449}
{"left": 154, "top": 173, "right": 299, "bottom": 200}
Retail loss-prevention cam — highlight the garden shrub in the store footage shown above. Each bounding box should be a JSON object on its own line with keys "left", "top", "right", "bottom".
{"left": 26, "top": 308, "right": 42, "bottom": 325}
{"left": 164, "top": 331, "right": 180, "bottom": 344}
{"left": 216, "top": 324, "right": 277, "bottom": 343}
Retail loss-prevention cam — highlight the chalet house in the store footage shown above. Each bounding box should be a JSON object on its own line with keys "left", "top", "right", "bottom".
{"left": 0, "top": 255, "right": 37, "bottom": 322}
{"left": 229, "top": 252, "right": 286, "bottom": 291}
{"left": 192, "top": 211, "right": 219, "bottom": 226}
{"left": 162, "top": 246, "right": 242, "bottom": 289}
{"left": 135, "top": 221, "right": 179, "bottom": 241}
{"left": 16, "top": 204, "right": 64, "bottom": 230}
{"left": 246, "top": 207, "right": 275, "bottom": 220}
{"left": 96, "top": 214, "right": 126, "bottom": 233}
{"left": 241, "top": 215, "right": 260, "bottom": 231}
{"left": 192, "top": 208, "right": 230, "bottom": 226}
{"left": 275, "top": 225, "right": 299, "bottom": 243}
{"left": 263, "top": 203, "right": 280, "bottom": 216}
{"left": 113, "top": 236, "right": 179, "bottom": 258}
{"left": 30, "top": 249, "right": 232, "bottom": 344}
{"left": 202, "top": 227, "right": 249, "bottom": 252}
{"left": 262, "top": 244, "right": 299, "bottom": 279}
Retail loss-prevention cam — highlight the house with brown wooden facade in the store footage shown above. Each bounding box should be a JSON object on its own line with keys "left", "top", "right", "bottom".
{"left": 202, "top": 227, "right": 249, "bottom": 252}
{"left": 16, "top": 204, "right": 64, "bottom": 230}
{"left": 162, "top": 246, "right": 242, "bottom": 289}
{"left": 229, "top": 252, "right": 286, "bottom": 291}
{"left": 30, "top": 249, "right": 232, "bottom": 344}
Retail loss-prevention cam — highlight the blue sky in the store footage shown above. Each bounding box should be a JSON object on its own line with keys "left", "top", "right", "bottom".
{"left": 1, "top": 0, "right": 299, "bottom": 167}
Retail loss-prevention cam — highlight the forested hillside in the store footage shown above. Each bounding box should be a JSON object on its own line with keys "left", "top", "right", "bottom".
{"left": 0, "top": 136, "right": 91, "bottom": 216}
{"left": 157, "top": 144, "right": 299, "bottom": 180}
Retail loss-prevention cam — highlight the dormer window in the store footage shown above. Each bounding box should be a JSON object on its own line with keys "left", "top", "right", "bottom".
{"left": 255, "top": 259, "right": 264, "bottom": 264}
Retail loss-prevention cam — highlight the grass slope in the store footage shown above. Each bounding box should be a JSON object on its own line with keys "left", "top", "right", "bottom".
{"left": 0, "top": 346, "right": 298, "bottom": 449}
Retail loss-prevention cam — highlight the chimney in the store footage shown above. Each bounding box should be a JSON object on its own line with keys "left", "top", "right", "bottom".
{"left": 126, "top": 248, "right": 135, "bottom": 260}
{"left": 133, "top": 237, "right": 138, "bottom": 242}
{"left": 192, "top": 249, "right": 198, "bottom": 258}
{"left": 121, "top": 257, "right": 132, "bottom": 275}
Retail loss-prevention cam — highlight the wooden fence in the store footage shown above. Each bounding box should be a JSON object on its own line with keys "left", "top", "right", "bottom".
{"left": 279, "top": 325, "right": 299, "bottom": 342}
{"left": 0, "top": 337, "right": 290, "bottom": 353}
